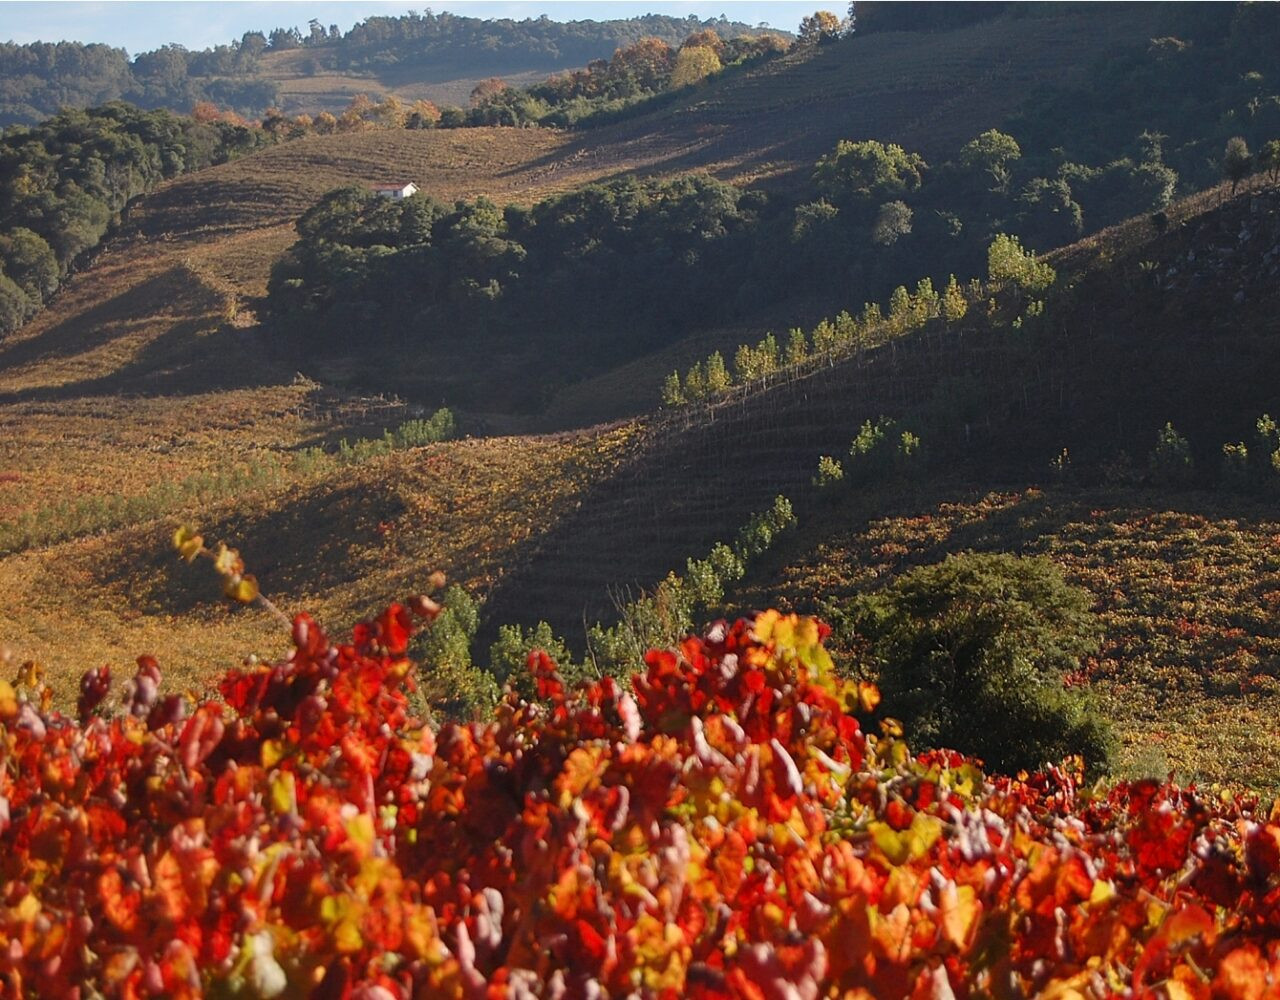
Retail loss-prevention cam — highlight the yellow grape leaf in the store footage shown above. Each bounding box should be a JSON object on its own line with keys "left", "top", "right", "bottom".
{"left": 938, "top": 881, "right": 979, "bottom": 949}
{"left": 320, "top": 895, "right": 364, "bottom": 954}
{"left": 0, "top": 680, "right": 17, "bottom": 721}
{"left": 879, "top": 717, "right": 904, "bottom": 738}
{"left": 856, "top": 680, "right": 881, "bottom": 714}
{"left": 869, "top": 812, "right": 943, "bottom": 866}
{"left": 270, "top": 771, "right": 296, "bottom": 816}
{"left": 14, "top": 660, "right": 41, "bottom": 690}
{"left": 173, "top": 525, "right": 204, "bottom": 562}
{"left": 223, "top": 574, "right": 259, "bottom": 604}
{"left": 261, "top": 739, "right": 285, "bottom": 769}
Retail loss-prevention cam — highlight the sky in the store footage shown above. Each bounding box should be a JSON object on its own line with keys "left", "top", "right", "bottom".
{"left": 1, "top": 2, "right": 822, "bottom": 53}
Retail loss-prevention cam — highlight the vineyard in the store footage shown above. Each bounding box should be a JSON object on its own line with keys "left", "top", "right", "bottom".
{"left": 1, "top": 579, "right": 1278, "bottom": 995}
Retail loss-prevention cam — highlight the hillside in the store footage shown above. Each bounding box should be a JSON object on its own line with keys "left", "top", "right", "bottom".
{"left": 2, "top": 4, "right": 1279, "bottom": 792}
{"left": 476, "top": 180, "right": 1280, "bottom": 786}
{"left": 0, "top": 13, "right": 775, "bottom": 125}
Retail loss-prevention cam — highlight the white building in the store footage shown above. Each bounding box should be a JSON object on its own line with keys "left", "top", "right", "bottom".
{"left": 371, "top": 182, "right": 419, "bottom": 200}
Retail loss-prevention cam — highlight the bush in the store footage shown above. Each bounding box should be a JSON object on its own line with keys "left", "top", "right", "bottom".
{"left": 1148, "top": 421, "right": 1194, "bottom": 486}
{"left": 813, "top": 454, "right": 845, "bottom": 487}
{"left": 844, "top": 551, "right": 1113, "bottom": 775}
{"left": 987, "top": 233, "right": 1056, "bottom": 294}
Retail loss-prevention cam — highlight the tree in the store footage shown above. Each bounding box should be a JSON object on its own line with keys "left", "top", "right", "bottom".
{"left": 267, "top": 27, "right": 302, "bottom": 51}
{"left": 469, "top": 77, "right": 509, "bottom": 108}
{"left": 704, "top": 350, "right": 732, "bottom": 393}
{"left": 1259, "top": 138, "right": 1280, "bottom": 184}
{"left": 798, "top": 10, "right": 844, "bottom": 45}
{"left": 0, "top": 228, "right": 58, "bottom": 304}
{"left": 871, "top": 200, "right": 913, "bottom": 245}
{"left": 958, "top": 129, "right": 1021, "bottom": 193}
{"left": 670, "top": 45, "right": 721, "bottom": 88}
{"left": 661, "top": 370, "right": 685, "bottom": 406}
{"left": 813, "top": 139, "right": 926, "bottom": 209}
{"left": 1148, "top": 422, "right": 1194, "bottom": 485}
{"left": 0, "top": 270, "right": 32, "bottom": 336}
{"left": 609, "top": 36, "right": 675, "bottom": 92}
{"left": 842, "top": 552, "right": 1113, "bottom": 775}
{"left": 1223, "top": 136, "right": 1252, "bottom": 194}
{"left": 680, "top": 29, "right": 726, "bottom": 57}
{"left": 941, "top": 274, "right": 967, "bottom": 322}
{"left": 987, "top": 233, "right": 1055, "bottom": 293}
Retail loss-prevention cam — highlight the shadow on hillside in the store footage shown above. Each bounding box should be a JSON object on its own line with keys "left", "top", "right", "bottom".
{"left": 0, "top": 262, "right": 299, "bottom": 402}
{"left": 0, "top": 319, "right": 287, "bottom": 405}
{"left": 121, "top": 476, "right": 409, "bottom": 617}
{"left": 0, "top": 268, "right": 207, "bottom": 374}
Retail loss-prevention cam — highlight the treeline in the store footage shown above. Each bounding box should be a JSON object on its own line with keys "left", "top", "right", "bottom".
{"left": 0, "top": 13, "right": 776, "bottom": 127}
{"left": 0, "top": 103, "right": 268, "bottom": 335}
{"left": 0, "top": 40, "right": 279, "bottom": 127}
{"left": 249, "top": 30, "right": 790, "bottom": 136}
{"left": 305, "top": 11, "right": 776, "bottom": 77}
{"left": 263, "top": 121, "right": 1195, "bottom": 404}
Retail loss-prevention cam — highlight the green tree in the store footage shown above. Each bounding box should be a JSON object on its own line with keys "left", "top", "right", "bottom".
{"left": 0, "top": 271, "right": 32, "bottom": 336}
{"left": 844, "top": 552, "right": 1113, "bottom": 775}
{"left": 987, "top": 234, "right": 1055, "bottom": 293}
{"left": 785, "top": 327, "right": 809, "bottom": 366}
{"left": 1223, "top": 136, "right": 1252, "bottom": 194}
{"left": 941, "top": 274, "right": 968, "bottom": 323}
{"left": 1148, "top": 422, "right": 1194, "bottom": 486}
{"left": 0, "top": 228, "right": 58, "bottom": 304}
{"left": 661, "top": 370, "right": 685, "bottom": 406}
{"left": 871, "top": 200, "right": 913, "bottom": 246}
{"left": 411, "top": 585, "right": 499, "bottom": 722}
{"left": 958, "top": 129, "right": 1021, "bottom": 193}
{"left": 1258, "top": 139, "right": 1280, "bottom": 185}
{"left": 488, "top": 620, "right": 578, "bottom": 697}
{"left": 704, "top": 350, "right": 732, "bottom": 394}
{"left": 813, "top": 139, "right": 926, "bottom": 209}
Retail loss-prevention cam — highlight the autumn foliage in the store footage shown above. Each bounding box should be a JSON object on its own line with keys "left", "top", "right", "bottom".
{"left": 0, "top": 595, "right": 1279, "bottom": 996}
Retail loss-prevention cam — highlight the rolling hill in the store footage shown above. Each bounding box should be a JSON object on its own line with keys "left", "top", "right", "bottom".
{"left": 2, "top": 3, "right": 1280, "bottom": 792}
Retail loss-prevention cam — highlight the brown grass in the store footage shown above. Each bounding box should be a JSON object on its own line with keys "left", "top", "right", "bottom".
{"left": 0, "top": 424, "right": 636, "bottom": 706}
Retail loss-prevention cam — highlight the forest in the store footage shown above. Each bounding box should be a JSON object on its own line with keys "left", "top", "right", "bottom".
{"left": 0, "top": 11, "right": 774, "bottom": 126}
{"left": 0, "top": 102, "right": 267, "bottom": 334}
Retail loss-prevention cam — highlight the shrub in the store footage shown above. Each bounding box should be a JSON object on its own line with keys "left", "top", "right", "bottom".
{"left": 1222, "top": 441, "right": 1250, "bottom": 489}
{"left": 987, "top": 233, "right": 1056, "bottom": 294}
{"left": 813, "top": 454, "right": 845, "bottom": 487}
{"left": 1148, "top": 421, "right": 1194, "bottom": 486}
{"left": 844, "top": 551, "right": 1113, "bottom": 775}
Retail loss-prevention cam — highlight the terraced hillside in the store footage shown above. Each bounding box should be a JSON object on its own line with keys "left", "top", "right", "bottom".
{"left": 568, "top": 4, "right": 1186, "bottom": 188}
{"left": 0, "top": 123, "right": 646, "bottom": 702}
{"left": 477, "top": 182, "right": 1280, "bottom": 702}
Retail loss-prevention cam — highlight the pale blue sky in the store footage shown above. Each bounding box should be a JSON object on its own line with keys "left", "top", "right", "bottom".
{"left": 2, "top": 2, "right": 819, "bottom": 53}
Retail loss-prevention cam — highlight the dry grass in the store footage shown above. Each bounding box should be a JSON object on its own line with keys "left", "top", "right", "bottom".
{"left": 0, "top": 424, "right": 636, "bottom": 706}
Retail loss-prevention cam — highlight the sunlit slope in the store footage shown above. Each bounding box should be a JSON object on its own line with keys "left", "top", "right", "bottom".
{"left": 0, "top": 424, "right": 636, "bottom": 705}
